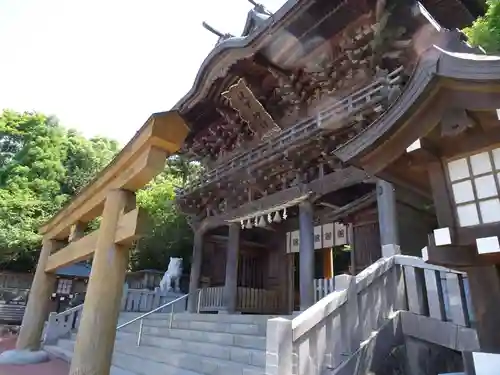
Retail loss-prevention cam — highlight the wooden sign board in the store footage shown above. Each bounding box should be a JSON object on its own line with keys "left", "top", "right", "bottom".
{"left": 323, "top": 223, "right": 334, "bottom": 248}
{"left": 334, "top": 222, "right": 347, "bottom": 246}
{"left": 290, "top": 231, "right": 300, "bottom": 253}
{"left": 314, "top": 226, "right": 323, "bottom": 249}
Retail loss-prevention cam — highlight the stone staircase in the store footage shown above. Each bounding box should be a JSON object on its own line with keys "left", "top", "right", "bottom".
{"left": 43, "top": 255, "right": 484, "bottom": 375}
{"left": 45, "top": 312, "right": 285, "bottom": 375}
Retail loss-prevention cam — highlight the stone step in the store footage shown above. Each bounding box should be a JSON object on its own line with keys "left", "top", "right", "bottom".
{"left": 118, "top": 312, "right": 280, "bottom": 325}
{"left": 103, "top": 331, "right": 266, "bottom": 366}
{"left": 115, "top": 326, "right": 267, "bottom": 350}
{"left": 44, "top": 345, "right": 137, "bottom": 375}
{"left": 58, "top": 338, "right": 264, "bottom": 375}
{"left": 118, "top": 317, "right": 267, "bottom": 336}
{"left": 112, "top": 351, "right": 205, "bottom": 375}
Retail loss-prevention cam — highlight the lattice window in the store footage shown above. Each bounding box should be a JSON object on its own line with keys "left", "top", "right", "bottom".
{"left": 56, "top": 279, "right": 73, "bottom": 295}
{"left": 447, "top": 148, "right": 500, "bottom": 227}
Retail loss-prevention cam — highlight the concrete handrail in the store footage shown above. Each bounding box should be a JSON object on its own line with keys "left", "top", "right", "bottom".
{"left": 265, "top": 255, "right": 472, "bottom": 375}
{"left": 117, "top": 293, "right": 189, "bottom": 330}
{"left": 117, "top": 290, "right": 201, "bottom": 346}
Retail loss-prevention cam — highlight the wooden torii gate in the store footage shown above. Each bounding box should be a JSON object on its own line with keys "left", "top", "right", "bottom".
{"left": 15, "top": 111, "right": 189, "bottom": 375}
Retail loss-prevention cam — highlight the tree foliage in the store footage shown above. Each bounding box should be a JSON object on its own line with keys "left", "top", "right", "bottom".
{"left": 463, "top": 0, "right": 500, "bottom": 53}
{"left": 0, "top": 110, "right": 199, "bottom": 274}
{"left": 130, "top": 156, "right": 202, "bottom": 272}
{"left": 132, "top": 176, "right": 191, "bottom": 271}
{"left": 0, "top": 110, "right": 120, "bottom": 271}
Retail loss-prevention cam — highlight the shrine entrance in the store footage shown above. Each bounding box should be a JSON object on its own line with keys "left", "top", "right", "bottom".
{"left": 291, "top": 246, "right": 351, "bottom": 310}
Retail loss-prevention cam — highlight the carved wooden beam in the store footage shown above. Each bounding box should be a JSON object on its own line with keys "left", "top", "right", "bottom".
{"left": 200, "top": 166, "right": 369, "bottom": 230}
{"left": 222, "top": 78, "right": 281, "bottom": 140}
{"left": 440, "top": 108, "right": 477, "bottom": 137}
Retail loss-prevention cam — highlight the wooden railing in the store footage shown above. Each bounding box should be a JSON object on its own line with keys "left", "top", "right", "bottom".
{"left": 265, "top": 255, "right": 474, "bottom": 375}
{"left": 179, "top": 67, "right": 403, "bottom": 196}
{"left": 314, "top": 278, "right": 335, "bottom": 302}
{"left": 198, "top": 286, "right": 279, "bottom": 313}
{"left": 198, "top": 287, "right": 223, "bottom": 311}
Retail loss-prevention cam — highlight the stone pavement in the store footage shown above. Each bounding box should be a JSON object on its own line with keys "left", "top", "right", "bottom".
{"left": 0, "top": 336, "right": 69, "bottom": 375}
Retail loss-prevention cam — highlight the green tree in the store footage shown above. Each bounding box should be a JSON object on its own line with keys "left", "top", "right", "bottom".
{"left": 163, "top": 155, "right": 203, "bottom": 188}
{"left": 464, "top": 0, "right": 500, "bottom": 53}
{"left": 61, "top": 131, "right": 119, "bottom": 196}
{"left": 131, "top": 158, "right": 198, "bottom": 272}
{"left": 0, "top": 109, "right": 198, "bottom": 274}
{"left": 0, "top": 110, "right": 118, "bottom": 271}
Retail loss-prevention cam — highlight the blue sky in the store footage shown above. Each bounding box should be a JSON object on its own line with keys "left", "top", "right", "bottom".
{"left": 0, "top": 0, "right": 286, "bottom": 144}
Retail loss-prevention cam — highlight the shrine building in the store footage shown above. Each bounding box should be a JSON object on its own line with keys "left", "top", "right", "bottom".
{"left": 13, "top": 1, "right": 500, "bottom": 373}
{"left": 174, "top": 0, "right": 486, "bottom": 315}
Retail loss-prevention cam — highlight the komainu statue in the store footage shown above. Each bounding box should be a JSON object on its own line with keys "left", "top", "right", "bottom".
{"left": 159, "top": 257, "right": 183, "bottom": 293}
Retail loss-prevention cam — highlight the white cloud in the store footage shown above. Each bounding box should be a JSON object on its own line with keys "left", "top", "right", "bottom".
{"left": 0, "top": 0, "right": 286, "bottom": 144}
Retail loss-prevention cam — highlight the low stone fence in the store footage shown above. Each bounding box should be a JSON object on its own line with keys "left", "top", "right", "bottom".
{"left": 0, "top": 288, "right": 29, "bottom": 325}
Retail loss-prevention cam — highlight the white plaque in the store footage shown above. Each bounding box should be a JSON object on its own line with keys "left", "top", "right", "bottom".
{"left": 286, "top": 232, "right": 291, "bottom": 253}
{"left": 322, "top": 223, "right": 334, "bottom": 248}
{"left": 314, "top": 226, "right": 323, "bottom": 250}
{"left": 290, "top": 230, "right": 300, "bottom": 253}
{"left": 334, "top": 222, "right": 347, "bottom": 246}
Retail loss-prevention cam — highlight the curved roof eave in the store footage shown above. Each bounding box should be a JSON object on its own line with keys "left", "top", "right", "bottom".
{"left": 333, "top": 37, "right": 500, "bottom": 165}
{"left": 242, "top": 9, "right": 271, "bottom": 36}
{"left": 172, "top": 0, "right": 305, "bottom": 113}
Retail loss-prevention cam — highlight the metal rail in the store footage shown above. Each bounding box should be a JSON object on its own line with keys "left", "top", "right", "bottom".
{"left": 116, "top": 290, "right": 202, "bottom": 346}
{"left": 179, "top": 67, "right": 403, "bottom": 196}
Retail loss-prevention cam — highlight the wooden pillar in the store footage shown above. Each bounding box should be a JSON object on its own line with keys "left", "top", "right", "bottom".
{"left": 223, "top": 223, "right": 240, "bottom": 313}
{"left": 69, "top": 190, "right": 132, "bottom": 375}
{"left": 323, "top": 249, "right": 333, "bottom": 279}
{"left": 299, "top": 201, "right": 315, "bottom": 310}
{"left": 376, "top": 179, "right": 400, "bottom": 257}
{"left": 348, "top": 223, "right": 356, "bottom": 275}
{"left": 188, "top": 230, "right": 204, "bottom": 313}
{"left": 16, "top": 239, "right": 62, "bottom": 350}
{"left": 465, "top": 266, "right": 500, "bottom": 353}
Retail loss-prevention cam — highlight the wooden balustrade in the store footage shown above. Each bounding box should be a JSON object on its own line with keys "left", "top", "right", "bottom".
{"left": 237, "top": 287, "right": 279, "bottom": 313}
{"left": 198, "top": 286, "right": 279, "bottom": 313}
{"left": 314, "top": 278, "right": 335, "bottom": 302}
{"left": 266, "top": 255, "right": 474, "bottom": 375}
{"left": 198, "top": 287, "right": 224, "bottom": 311}
{"left": 179, "top": 68, "right": 402, "bottom": 196}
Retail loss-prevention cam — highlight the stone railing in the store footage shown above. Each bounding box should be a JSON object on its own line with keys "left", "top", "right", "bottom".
{"left": 43, "top": 287, "right": 186, "bottom": 343}
{"left": 265, "top": 255, "right": 474, "bottom": 375}
{"left": 121, "top": 287, "right": 186, "bottom": 313}
{"left": 44, "top": 304, "right": 83, "bottom": 344}
{"left": 0, "top": 287, "right": 30, "bottom": 305}
{"left": 0, "top": 287, "right": 30, "bottom": 324}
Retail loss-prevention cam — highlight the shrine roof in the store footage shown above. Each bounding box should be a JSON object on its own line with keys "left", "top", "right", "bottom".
{"left": 56, "top": 262, "right": 91, "bottom": 278}
{"left": 172, "top": 0, "right": 305, "bottom": 112}
{"left": 169, "top": 0, "right": 485, "bottom": 170}
{"left": 173, "top": 0, "right": 482, "bottom": 118}
{"left": 333, "top": 31, "right": 500, "bottom": 172}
